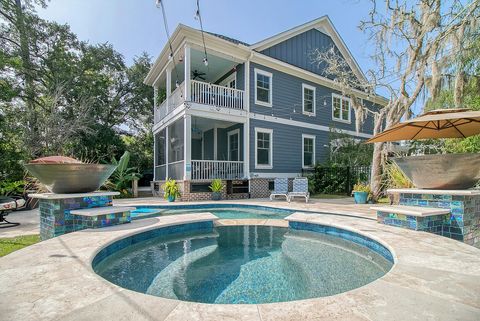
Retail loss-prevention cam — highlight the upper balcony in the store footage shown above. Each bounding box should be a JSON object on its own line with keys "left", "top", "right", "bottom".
{"left": 153, "top": 46, "right": 246, "bottom": 126}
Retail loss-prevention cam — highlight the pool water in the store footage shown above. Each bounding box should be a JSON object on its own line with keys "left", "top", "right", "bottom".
{"left": 94, "top": 225, "right": 392, "bottom": 304}
{"left": 131, "top": 206, "right": 294, "bottom": 220}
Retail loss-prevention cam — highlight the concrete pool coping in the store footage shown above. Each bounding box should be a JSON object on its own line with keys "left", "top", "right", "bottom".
{"left": 1, "top": 212, "right": 479, "bottom": 320}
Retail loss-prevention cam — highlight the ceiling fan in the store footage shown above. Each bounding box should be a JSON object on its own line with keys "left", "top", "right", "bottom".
{"left": 191, "top": 69, "right": 206, "bottom": 81}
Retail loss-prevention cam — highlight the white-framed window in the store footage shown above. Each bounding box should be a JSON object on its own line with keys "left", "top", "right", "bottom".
{"left": 332, "top": 93, "right": 351, "bottom": 123}
{"left": 227, "top": 128, "right": 240, "bottom": 161}
{"left": 302, "top": 84, "right": 316, "bottom": 116}
{"left": 255, "top": 127, "right": 273, "bottom": 169}
{"left": 302, "top": 134, "right": 315, "bottom": 168}
{"left": 254, "top": 68, "right": 272, "bottom": 107}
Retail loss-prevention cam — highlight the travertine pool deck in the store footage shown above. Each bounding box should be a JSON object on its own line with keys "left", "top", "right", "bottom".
{"left": 1, "top": 211, "right": 479, "bottom": 320}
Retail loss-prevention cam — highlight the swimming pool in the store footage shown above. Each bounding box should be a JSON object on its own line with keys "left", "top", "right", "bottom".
{"left": 93, "top": 224, "right": 393, "bottom": 304}
{"left": 131, "top": 204, "right": 294, "bottom": 220}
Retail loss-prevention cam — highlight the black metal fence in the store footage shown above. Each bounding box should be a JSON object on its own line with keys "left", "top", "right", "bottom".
{"left": 303, "top": 165, "right": 371, "bottom": 195}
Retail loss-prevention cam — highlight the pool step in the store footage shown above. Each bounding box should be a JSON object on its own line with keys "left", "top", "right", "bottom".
{"left": 70, "top": 206, "right": 136, "bottom": 216}
{"left": 370, "top": 205, "right": 450, "bottom": 217}
{"left": 372, "top": 205, "right": 450, "bottom": 233}
{"left": 70, "top": 206, "right": 135, "bottom": 229}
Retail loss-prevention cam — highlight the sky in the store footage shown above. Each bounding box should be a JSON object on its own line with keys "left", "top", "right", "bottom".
{"left": 36, "top": 0, "right": 377, "bottom": 71}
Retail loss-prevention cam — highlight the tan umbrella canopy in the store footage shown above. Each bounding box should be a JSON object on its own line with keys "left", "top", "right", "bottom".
{"left": 366, "top": 108, "right": 480, "bottom": 143}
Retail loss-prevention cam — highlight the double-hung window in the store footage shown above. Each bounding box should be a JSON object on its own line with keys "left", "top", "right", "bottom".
{"left": 255, "top": 128, "right": 273, "bottom": 169}
{"left": 332, "top": 93, "right": 351, "bottom": 123}
{"left": 302, "top": 84, "right": 316, "bottom": 115}
{"left": 302, "top": 134, "right": 315, "bottom": 168}
{"left": 254, "top": 69, "right": 272, "bottom": 107}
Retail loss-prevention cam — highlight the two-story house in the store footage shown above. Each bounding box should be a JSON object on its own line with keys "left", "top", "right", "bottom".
{"left": 144, "top": 16, "right": 387, "bottom": 201}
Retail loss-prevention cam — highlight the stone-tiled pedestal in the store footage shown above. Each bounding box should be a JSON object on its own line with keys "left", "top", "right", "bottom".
{"left": 387, "top": 189, "right": 480, "bottom": 247}
{"left": 29, "top": 192, "right": 125, "bottom": 240}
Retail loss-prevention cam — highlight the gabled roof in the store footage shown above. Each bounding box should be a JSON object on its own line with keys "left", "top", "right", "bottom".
{"left": 206, "top": 32, "right": 250, "bottom": 46}
{"left": 250, "top": 16, "right": 367, "bottom": 83}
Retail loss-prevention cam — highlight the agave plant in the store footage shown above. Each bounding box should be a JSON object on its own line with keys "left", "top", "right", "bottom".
{"left": 105, "top": 151, "right": 142, "bottom": 197}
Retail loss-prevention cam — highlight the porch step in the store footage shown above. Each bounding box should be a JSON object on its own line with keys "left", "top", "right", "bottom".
{"left": 70, "top": 206, "right": 136, "bottom": 217}
{"left": 370, "top": 205, "right": 450, "bottom": 217}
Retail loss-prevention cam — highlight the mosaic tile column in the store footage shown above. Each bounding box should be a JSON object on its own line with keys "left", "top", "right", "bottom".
{"left": 396, "top": 190, "right": 480, "bottom": 247}
{"left": 35, "top": 193, "right": 117, "bottom": 240}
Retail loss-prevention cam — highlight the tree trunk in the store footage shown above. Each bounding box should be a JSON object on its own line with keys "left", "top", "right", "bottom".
{"left": 370, "top": 142, "right": 384, "bottom": 201}
{"left": 15, "top": 0, "right": 38, "bottom": 157}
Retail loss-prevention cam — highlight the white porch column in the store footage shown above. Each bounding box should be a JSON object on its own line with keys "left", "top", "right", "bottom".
{"left": 153, "top": 86, "right": 158, "bottom": 180}
{"left": 165, "top": 126, "right": 169, "bottom": 179}
{"left": 213, "top": 125, "right": 218, "bottom": 160}
{"left": 244, "top": 60, "right": 250, "bottom": 179}
{"left": 153, "top": 132, "right": 157, "bottom": 181}
{"left": 184, "top": 114, "right": 192, "bottom": 180}
{"left": 243, "top": 121, "right": 249, "bottom": 179}
{"left": 184, "top": 44, "right": 191, "bottom": 101}
{"left": 166, "top": 65, "right": 172, "bottom": 105}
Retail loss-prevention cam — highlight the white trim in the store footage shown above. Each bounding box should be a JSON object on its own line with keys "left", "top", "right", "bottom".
{"left": 301, "top": 134, "right": 316, "bottom": 169}
{"left": 186, "top": 103, "right": 247, "bottom": 122}
{"left": 331, "top": 93, "right": 351, "bottom": 124}
{"left": 249, "top": 113, "right": 372, "bottom": 139}
{"left": 250, "top": 172, "right": 301, "bottom": 178}
{"left": 227, "top": 128, "right": 240, "bottom": 161}
{"left": 301, "top": 83, "right": 316, "bottom": 116}
{"left": 254, "top": 127, "right": 273, "bottom": 169}
{"left": 254, "top": 68, "right": 273, "bottom": 107}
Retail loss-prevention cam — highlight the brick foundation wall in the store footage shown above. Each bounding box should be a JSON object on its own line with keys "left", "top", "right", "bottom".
{"left": 156, "top": 180, "right": 249, "bottom": 202}
{"left": 249, "top": 178, "right": 271, "bottom": 198}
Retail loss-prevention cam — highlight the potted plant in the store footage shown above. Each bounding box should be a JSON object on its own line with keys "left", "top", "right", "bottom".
{"left": 161, "top": 179, "right": 180, "bottom": 202}
{"left": 352, "top": 182, "right": 371, "bottom": 204}
{"left": 209, "top": 179, "right": 224, "bottom": 201}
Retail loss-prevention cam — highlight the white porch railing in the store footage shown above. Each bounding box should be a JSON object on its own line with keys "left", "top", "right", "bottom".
{"left": 154, "top": 80, "right": 245, "bottom": 124}
{"left": 191, "top": 160, "right": 244, "bottom": 181}
{"left": 191, "top": 80, "right": 245, "bottom": 110}
{"left": 154, "top": 82, "right": 185, "bottom": 123}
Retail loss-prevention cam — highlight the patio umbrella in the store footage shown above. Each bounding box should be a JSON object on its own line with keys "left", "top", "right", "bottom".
{"left": 365, "top": 108, "right": 480, "bottom": 143}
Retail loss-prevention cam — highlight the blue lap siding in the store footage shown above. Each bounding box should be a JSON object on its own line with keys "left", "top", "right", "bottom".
{"left": 249, "top": 62, "right": 377, "bottom": 135}
{"left": 249, "top": 118, "right": 331, "bottom": 174}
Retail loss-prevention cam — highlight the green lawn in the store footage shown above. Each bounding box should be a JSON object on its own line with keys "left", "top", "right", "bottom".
{"left": 310, "top": 194, "right": 351, "bottom": 199}
{"left": 0, "top": 235, "right": 40, "bottom": 257}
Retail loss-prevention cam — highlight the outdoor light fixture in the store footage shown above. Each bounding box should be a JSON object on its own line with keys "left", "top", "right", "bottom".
{"left": 175, "top": 80, "right": 179, "bottom": 88}
{"left": 203, "top": 57, "right": 208, "bottom": 66}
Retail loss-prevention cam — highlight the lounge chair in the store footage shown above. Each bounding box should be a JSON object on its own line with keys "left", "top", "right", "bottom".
{"left": 270, "top": 178, "right": 289, "bottom": 201}
{"left": 288, "top": 178, "right": 310, "bottom": 203}
{"left": 0, "top": 196, "right": 25, "bottom": 227}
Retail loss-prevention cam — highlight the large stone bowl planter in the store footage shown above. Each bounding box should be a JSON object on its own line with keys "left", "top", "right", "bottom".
{"left": 24, "top": 163, "right": 117, "bottom": 194}
{"left": 392, "top": 153, "right": 480, "bottom": 189}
